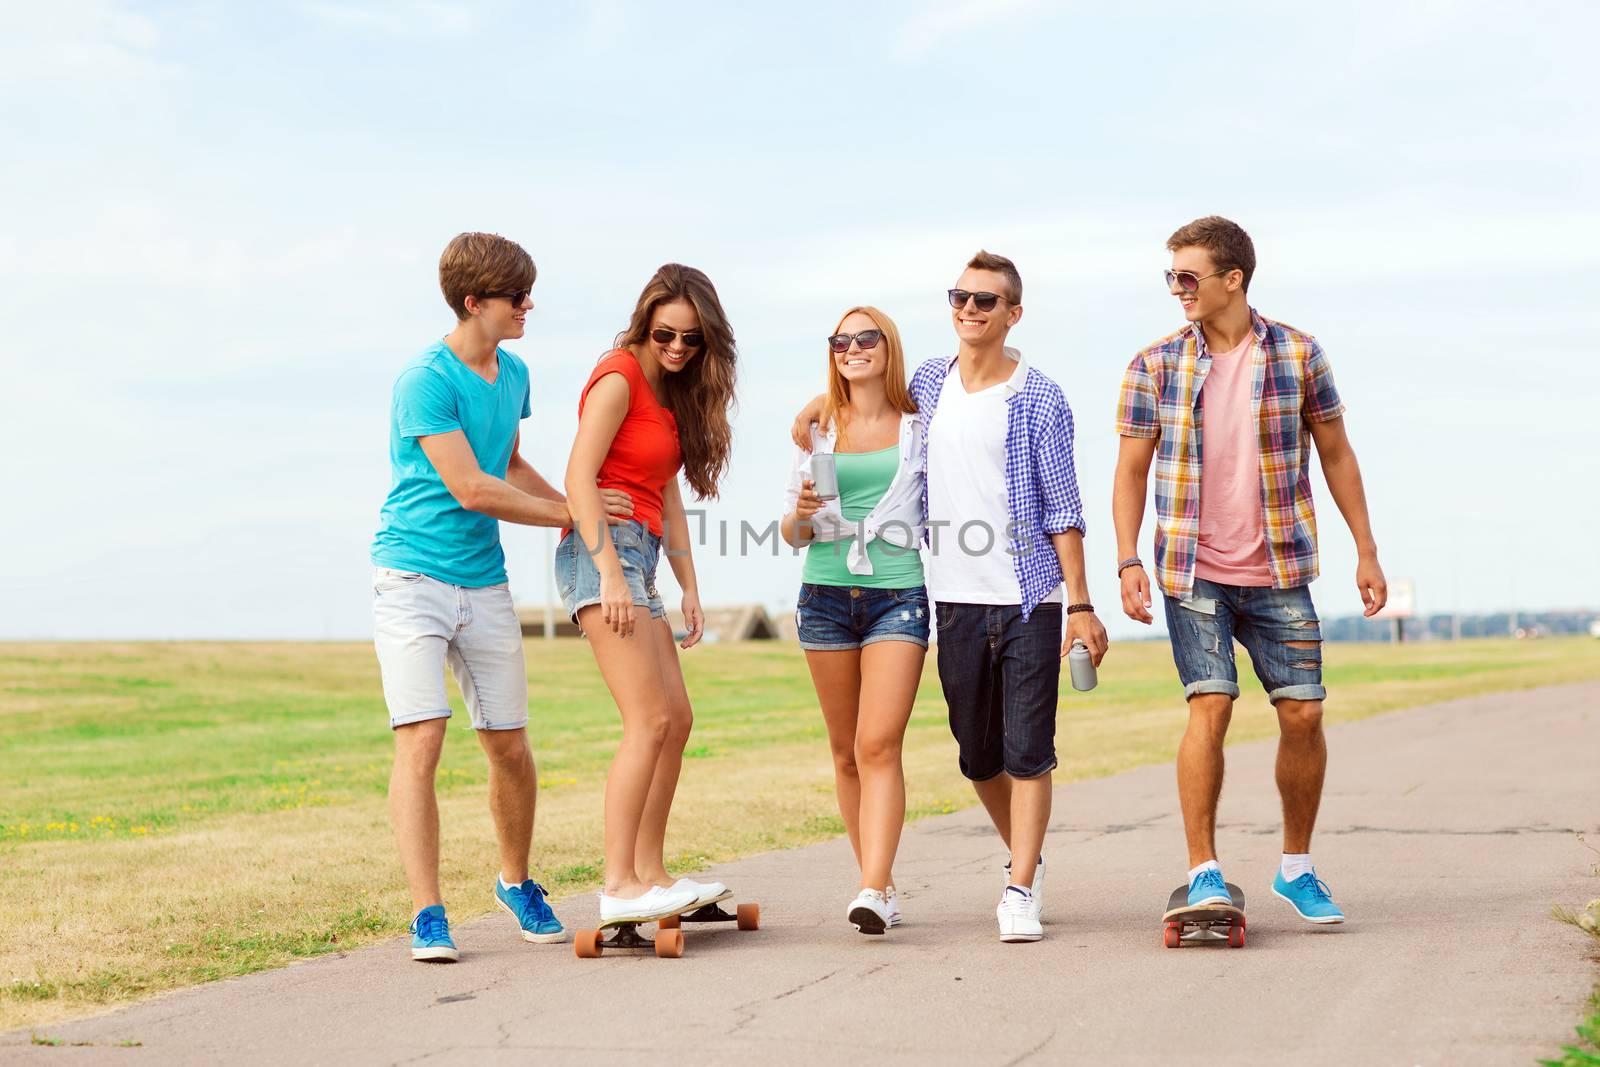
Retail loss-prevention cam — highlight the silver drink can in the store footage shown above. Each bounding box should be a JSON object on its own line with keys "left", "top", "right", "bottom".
{"left": 1068, "top": 639, "right": 1098, "bottom": 692}
{"left": 811, "top": 452, "right": 839, "bottom": 501}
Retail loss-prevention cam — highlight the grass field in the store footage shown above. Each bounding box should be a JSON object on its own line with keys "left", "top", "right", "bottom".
{"left": 4, "top": 635, "right": 1598, "bottom": 1031}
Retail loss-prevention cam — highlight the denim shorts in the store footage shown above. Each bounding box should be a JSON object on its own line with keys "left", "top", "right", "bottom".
{"left": 1163, "top": 577, "right": 1326, "bottom": 705}
{"left": 934, "top": 602, "right": 1062, "bottom": 781}
{"left": 796, "top": 584, "right": 931, "bottom": 651}
{"left": 371, "top": 567, "right": 528, "bottom": 731}
{"left": 554, "top": 521, "right": 667, "bottom": 626}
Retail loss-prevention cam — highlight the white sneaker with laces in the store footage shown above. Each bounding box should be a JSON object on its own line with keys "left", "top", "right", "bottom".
{"left": 847, "top": 889, "right": 890, "bottom": 935}
{"left": 997, "top": 885, "right": 1042, "bottom": 943}
{"left": 1004, "top": 856, "right": 1045, "bottom": 918}
{"left": 598, "top": 885, "right": 698, "bottom": 924}
{"left": 884, "top": 885, "right": 903, "bottom": 928}
{"left": 669, "top": 877, "right": 731, "bottom": 908}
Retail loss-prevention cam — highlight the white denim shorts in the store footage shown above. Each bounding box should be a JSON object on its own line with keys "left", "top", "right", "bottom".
{"left": 371, "top": 567, "right": 529, "bottom": 731}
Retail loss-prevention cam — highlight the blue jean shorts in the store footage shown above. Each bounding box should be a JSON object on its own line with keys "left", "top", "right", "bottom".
{"left": 554, "top": 521, "right": 667, "bottom": 626}
{"left": 796, "top": 583, "right": 930, "bottom": 651}
{"left": 1163, "top": 577, "right": 1326, "bottom": 705}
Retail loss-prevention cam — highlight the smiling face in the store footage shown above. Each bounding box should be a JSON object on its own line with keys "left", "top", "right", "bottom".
{"left": 474, "top": 289, "right": 532, "bottom": 341}
{"left": 950, "top": 267, "right": 1022, "bottom": 346}
{"left": 1169, "top": 245, "right": 1244, "bottom": 325}
{"left": 643, "top": 298, "right": 703, "bottom": 375}
{"left": 831, "top": 310, "right": 890, "bottom": 389}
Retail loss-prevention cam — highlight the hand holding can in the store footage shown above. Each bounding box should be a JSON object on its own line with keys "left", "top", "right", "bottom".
{"left": 810, "top": 452, "right": 839, "bottom": 501}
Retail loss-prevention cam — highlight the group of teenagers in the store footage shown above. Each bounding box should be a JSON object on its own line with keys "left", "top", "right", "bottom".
{"left": 369, "top": 215, "right": 1388, "bottom": 960}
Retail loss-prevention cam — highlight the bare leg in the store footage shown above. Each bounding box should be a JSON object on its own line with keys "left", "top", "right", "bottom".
{"left": 1177, "top": 693, "right": 1233, "bottom": 868}
{"left": 853, "top": 640, "right": 924, "bottom": 892}
{"left": 389, "top": 717, "right": 448, "bottom": 914}
{"left": 805, "top": 648, "right": 864, "bottom": 868}
{"left": 1275, "top": 697, "right": 1326, "bottom": 854}
{"left": 634, "top": 618, "right": 694, "bottom": 887}
{"left": 1006, "top": 773, "right": 1052, "bottom": 888}
{"left": 477, "top": 727, "right": 536, "bottom": 884}
{"left": 577, "top": 605, "right": 670, "bottom": 900}
{"left": 972, "top": 774, "right": 1013, "bottom": 851}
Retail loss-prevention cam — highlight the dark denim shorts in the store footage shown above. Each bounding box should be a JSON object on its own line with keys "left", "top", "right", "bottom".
{"left": 554, "top": 521, "right": 667, "bottom": 626}
{"left": 1162, "top": 577, "right": 1326, "bottom": 704}
{"left": 934, "top": 601, "right": 1062, "bottom": 781}
{"left": 796, "top": 584, "right": 931, "bottom": 651}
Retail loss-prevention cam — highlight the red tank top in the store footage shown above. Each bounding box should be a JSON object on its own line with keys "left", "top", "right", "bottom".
{"left": 577, "top": 351, "right": 682, "bottom": 536}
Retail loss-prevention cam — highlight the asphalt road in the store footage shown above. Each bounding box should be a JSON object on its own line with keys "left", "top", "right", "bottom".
{"left": 8, "top": 683, "right": 1598, "bottom": 1066}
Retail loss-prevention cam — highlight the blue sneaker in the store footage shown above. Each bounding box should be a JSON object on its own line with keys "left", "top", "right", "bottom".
{"left": 410, "top": 904, "right": 459, "bottom": 962}
{"left": 495, "top": 879, "right": 567, "bottom": 944}
{"left": 1187, "top": 867, "right": 1232, "bottom": 908}
{"left": 1272, "top": 869, "right": 1345, "bottom": 924}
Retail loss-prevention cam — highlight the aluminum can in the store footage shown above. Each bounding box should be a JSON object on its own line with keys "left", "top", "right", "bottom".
{"left": 810, "top": 452, "right": 839, "bottom": 500}
{"left": 1068, "top": 639, "right": 1098, "bottom": 692}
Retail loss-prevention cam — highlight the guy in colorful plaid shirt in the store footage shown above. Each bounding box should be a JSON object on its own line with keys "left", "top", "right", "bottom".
{"left": 1113, "top": 216, "right": 1387, "bottom": 926}
{"left": 794, "top": 251, "right": 1108, "bottom": 944}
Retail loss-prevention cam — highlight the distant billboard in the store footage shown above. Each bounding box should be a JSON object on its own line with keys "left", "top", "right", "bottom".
{"left": 1378, "top": 579, "right": 1415, "bottom": 620}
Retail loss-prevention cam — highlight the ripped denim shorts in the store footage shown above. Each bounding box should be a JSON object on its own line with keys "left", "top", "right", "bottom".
{"left": 1162, "top": 577, "right": 1326, "bottom": 704}
{"left": 796, "top": 583, "right": 930, "bottom": 651}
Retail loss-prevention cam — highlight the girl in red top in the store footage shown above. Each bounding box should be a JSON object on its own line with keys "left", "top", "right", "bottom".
{"left": 557, "top": 264, "right": 737, "bottom": 926}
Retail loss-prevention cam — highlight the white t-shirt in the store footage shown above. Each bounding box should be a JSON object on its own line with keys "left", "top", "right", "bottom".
{"left": 925, "top": 367, "right": 1061, "bottom": 606}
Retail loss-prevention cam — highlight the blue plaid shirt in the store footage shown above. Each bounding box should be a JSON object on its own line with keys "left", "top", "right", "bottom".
{"left": 912, "top": 349, "right": 1085, "bottom": 621}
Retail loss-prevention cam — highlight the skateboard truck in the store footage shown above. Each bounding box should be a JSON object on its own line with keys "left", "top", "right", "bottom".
{"left": 659, "top": 901, "right": 760, "bottom": 931}
{"left": 575, "top": 920, "right": 685, "bottom": 959}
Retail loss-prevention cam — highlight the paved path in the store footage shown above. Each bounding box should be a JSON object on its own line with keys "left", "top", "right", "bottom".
{"left": 8, "top": 683, "right": 1598, "bottom": 1065}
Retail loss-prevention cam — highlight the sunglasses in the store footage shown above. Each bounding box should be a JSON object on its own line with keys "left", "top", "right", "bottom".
{"left": 1164, "top": 268, "right": 1235, "bottom": 293}
{"left": 827, "top": 329, "right": 883, "bottom": 354}
{"left": 947, "top": 289, "right": 1006, "bottom": 312}
{"left": 481, "top": 289, "right": 531, "bottom": 307}
{"left": 650, "top": 327, "right": 705, "bottom": 348}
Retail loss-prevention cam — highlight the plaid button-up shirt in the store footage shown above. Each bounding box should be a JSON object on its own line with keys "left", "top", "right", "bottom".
{"left": 1115, "top": 309, "right": 1345, "bottom": 601}
{"left": 913, "top": 349, "right": 1085, "bottom": 621}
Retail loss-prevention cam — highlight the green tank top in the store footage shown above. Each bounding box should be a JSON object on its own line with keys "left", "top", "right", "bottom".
{"left": 801, "top": 444, "right": 924, "bottom": 588}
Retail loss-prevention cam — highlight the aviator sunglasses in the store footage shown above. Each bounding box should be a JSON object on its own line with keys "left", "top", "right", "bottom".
{"left": 827, "top": 329, "right": 883, "bottom": 353}
{"left": 947, "top": 289, "right": 1006, "bottom": 312}
{"left": 1164, "top": 268, "right": 1236, "bottom": 293}
{"left": 650, "top": 327, "right": 705, "bottom": 348}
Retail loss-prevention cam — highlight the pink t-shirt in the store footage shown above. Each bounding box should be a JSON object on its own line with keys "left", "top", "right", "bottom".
{"left": 1194, "top": 332, "right": 1273, "bottom": 586}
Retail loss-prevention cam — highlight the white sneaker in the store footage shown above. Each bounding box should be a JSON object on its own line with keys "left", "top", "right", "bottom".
{"left": 847, "top": 889, "right": 889, "bottom": 935}
{"left": 598, "top": 885, "right": 698, "bottom": 924}
{"left": 1004, "top": 856, "right": 1045, "bottom": 917}
{"left": 997, "top": 885, "right": 1042, "bottom": 943}
{"left": 884, "top": 885, "right": 903, "bottom": 928}
{"left": 669, "top": 877, "right": 731, "bottom": 908}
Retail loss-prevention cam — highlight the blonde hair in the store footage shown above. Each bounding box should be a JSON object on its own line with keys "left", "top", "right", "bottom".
{"left": 822, "top": 306, "right": 916, "bottom": 448}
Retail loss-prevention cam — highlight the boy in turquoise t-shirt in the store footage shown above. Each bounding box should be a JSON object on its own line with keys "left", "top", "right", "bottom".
{"left": 371, "top": 232, "right": 631, "bottom": 961}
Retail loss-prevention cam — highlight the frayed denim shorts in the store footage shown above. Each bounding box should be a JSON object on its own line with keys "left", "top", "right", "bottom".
{"left": 555, "top": 521, "right": 667, "bottom": 627}
{"left": 796, "top": 583, "right": 930, "bottom": 651}
{"left": 1162, "top": 577, "right": 1327, "bottom": 704}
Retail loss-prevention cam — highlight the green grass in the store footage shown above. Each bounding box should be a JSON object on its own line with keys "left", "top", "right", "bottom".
{"left": 2, "top": 635, "right": 1599, "bottom": 1032}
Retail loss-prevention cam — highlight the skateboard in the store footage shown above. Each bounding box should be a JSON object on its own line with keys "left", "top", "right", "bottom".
{"left": 573, "top": 892, "right": 760, "bottom": 959}
{"left": 1161, "top": 882, "right": 1246, "bottom": 948}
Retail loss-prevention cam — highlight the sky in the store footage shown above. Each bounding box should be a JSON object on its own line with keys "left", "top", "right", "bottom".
{"left": 1, "top": 0, "right": 1595, "bottom": 640}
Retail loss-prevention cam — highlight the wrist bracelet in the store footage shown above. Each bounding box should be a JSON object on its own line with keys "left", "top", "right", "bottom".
{"left": 1066, "top": 603, "right": 1095, "bottom": 615}
{"left": 1117, "top": 556, "right": 1143, "bottom": 576}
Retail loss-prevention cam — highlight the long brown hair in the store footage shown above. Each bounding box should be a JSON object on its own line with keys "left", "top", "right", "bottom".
{"left": 822, "top": 306, "right": 916, "bottom": 449}
{"left": 615, "top": 264, "right": 737, "bottom": 500}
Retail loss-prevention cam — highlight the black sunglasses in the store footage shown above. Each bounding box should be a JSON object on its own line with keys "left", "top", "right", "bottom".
{"left": 650, "top": 327, "right": 705, "bottom": 348}
{"left": 827, "top": 329, "right": 883, "bottom": 354}
{"left": 947, "top": 289, "right": 1006, "bottom": 312}
{"left": 1164, "top": 268, "right": 1235, "bottom": 293}
{"left": 481, "top": 288, "right": 531, "bottom": 307}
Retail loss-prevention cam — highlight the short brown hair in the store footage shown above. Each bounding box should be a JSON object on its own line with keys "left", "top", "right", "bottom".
{"left": 966, "top": 249, "right": 1022, "bottom": 304}
{"left": 1166, "top": 216, "right": 1255, "bottom": 291}
{"left": 438, "top": 232, "right": 536, "bottom": 320}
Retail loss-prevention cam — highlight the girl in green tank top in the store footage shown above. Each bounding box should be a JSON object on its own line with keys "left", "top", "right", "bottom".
{"left": 780, "top": 306, "right": 927, "bottom": 937}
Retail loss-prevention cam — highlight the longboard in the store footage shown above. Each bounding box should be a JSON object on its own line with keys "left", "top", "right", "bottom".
{"left": 574, "top": 892, "right": 761, "bottom": 959}
{"left": 1161, "top": 882, "right": 1246, "bottom": 948}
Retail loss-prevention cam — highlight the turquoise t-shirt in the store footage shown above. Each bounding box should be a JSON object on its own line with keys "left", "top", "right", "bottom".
{"left": 802, "top": 445, "right": 925, "bottom": 589}
{"left": 370, "top": 341, "right": 532, "bottom": 587}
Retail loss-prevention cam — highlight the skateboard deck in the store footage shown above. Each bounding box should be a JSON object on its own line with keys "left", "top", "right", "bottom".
{"left": 574, "top": 894, "right": 760, "bottom": 958}
{"left": 1161, "top": 882, "right": 1246, "bottom": 948}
